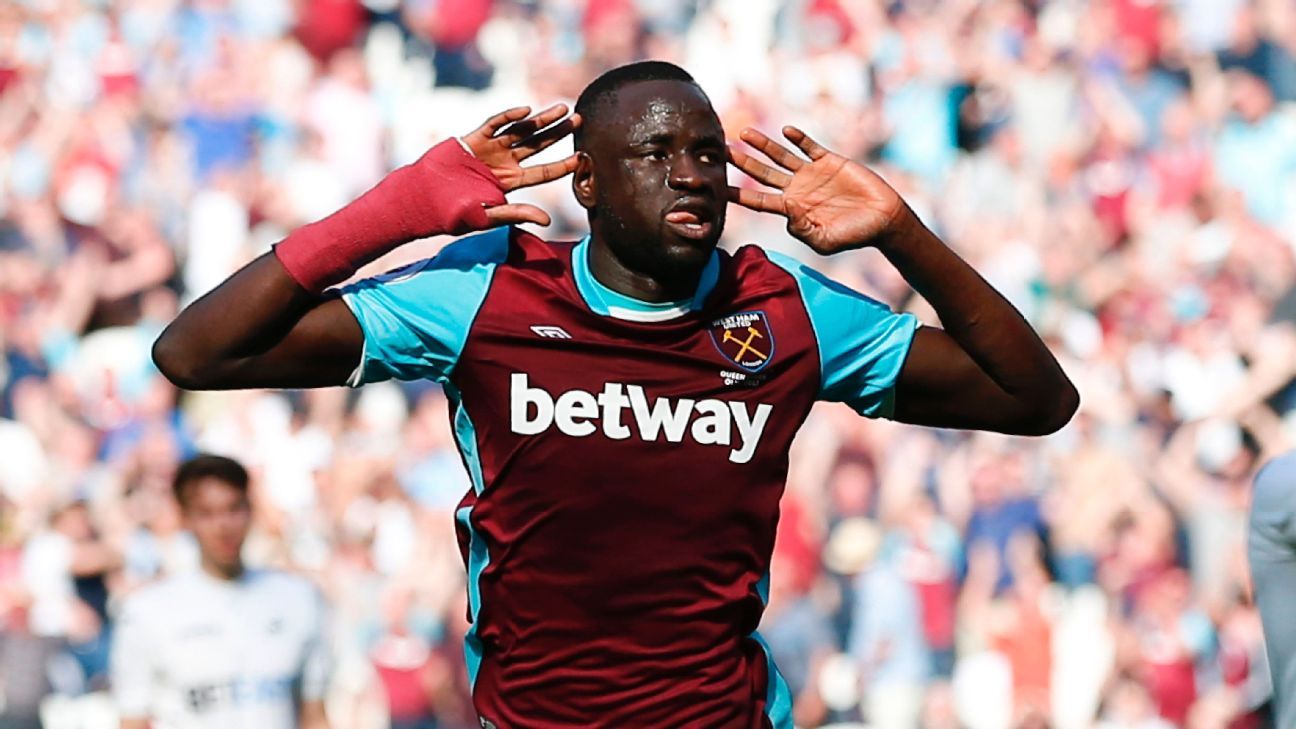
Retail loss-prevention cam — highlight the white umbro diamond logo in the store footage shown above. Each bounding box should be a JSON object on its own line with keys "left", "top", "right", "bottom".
{"left": 530, "top": 325, "right": 572, "bottom": 339}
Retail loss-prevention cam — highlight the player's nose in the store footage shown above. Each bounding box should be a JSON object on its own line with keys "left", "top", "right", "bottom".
{"left": 666, "top": 154, "right": 708, "bottom": 192}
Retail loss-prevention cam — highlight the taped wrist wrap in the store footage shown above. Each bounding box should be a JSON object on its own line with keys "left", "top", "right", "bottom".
{"left": 273, "top": 138, "right": 506, "bottom": 293}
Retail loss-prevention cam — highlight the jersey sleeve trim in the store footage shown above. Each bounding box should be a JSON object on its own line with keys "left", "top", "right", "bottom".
{"left": 764, "top": 249, "right": 920, "bottom": 418}
{"left": 338, "top": 227, "right": 511, "bottom": 386}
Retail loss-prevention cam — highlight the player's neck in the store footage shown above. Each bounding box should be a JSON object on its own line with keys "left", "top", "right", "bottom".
{"left": 587, "top": 235, "right": 703, "bottom": 304}
{"left": 200, "top": 556, "right": 246, "bottom": 582}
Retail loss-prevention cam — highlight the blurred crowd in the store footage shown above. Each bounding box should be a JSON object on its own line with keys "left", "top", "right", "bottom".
{"left": 2, "top": 0, "right": 1296, "bottom": 727}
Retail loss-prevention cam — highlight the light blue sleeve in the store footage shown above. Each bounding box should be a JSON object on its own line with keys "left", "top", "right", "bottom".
{"left": 337, "top": 227, "right": 510, "bottom": 386}
{"left": 767, "top": 250, "right": 920, "bottom": 418}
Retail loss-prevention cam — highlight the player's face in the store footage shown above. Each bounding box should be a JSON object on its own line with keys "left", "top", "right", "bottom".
{"left": 580, "top": 80, "right": 728, "bottom": 282}
{"left": 180, "top": 477, "right": 252, "bottom": 573}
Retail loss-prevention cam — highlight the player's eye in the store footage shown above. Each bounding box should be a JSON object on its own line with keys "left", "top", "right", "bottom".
{"left": 698, "top": 151, "right": 721, "bottom": 165}
{"left": 644, "top": 150, "right": 667, "bottom": 161}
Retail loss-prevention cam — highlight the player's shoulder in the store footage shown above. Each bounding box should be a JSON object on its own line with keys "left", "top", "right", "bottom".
{"left": 728, "top": 243, "right": 892, "bottom": 306}
{"left": 351, "top": 227, "right": 573, "bottom": 289}
{"left": 248, "top": 568, "right": 318, "bottom": 594}
{"left": 119, "top": 571, "right": 201, "bottom": 618}
{"left": 360, "top": 227, "right": 515, "bottom": 288}
{"left": 248, "top": 570, "right": 326, "bottom": 611}
{"left": 729, "top": 244, "right": 827, "bottom": 283}
{"left": 1252, "top": 451, "right": 1296, "bottom": 524}
{"left": 415, "top": 225, "right": 576, "bottom": 273}
{"left": 506, "top": 227, "right": 579, "bottom": 264}
{"left": 466, "top": 227, "right": 579, "bottom": 291}
{"left": 720, "top": 243, "right": 820, "bottom": 297}
{"left": 1255, "top": 450, "right": 1296, "bottom": 493}
{"left": 725, "top": 242, "right": 780, "bottom": 269}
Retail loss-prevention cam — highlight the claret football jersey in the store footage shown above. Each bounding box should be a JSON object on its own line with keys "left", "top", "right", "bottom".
{"left": 340, "top": 228, "right": 918, "bottom": 728}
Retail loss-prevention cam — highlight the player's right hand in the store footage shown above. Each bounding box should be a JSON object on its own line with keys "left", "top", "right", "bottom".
{"left": 462, "top": 104, "right": 582, "bottom": 227}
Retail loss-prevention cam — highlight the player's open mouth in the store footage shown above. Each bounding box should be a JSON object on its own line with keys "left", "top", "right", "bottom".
{"left": 665, "top": 204, "right": 715, "bottom": 240}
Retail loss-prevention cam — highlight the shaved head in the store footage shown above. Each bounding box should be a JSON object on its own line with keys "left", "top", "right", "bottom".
{"left": 574, "top": 61, "right": 704, "bottom": 152}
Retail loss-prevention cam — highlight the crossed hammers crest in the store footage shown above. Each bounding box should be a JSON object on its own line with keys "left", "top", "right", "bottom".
{"left": 722, "top": 326, "right": 768, "bottom": 362}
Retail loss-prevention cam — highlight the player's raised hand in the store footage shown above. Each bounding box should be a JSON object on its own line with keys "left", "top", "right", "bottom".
{"left": 462, "top": 104, "right": 582, "bottom": 227}
{"left": 727, "top": 126, "right": 910, "bottom": 255}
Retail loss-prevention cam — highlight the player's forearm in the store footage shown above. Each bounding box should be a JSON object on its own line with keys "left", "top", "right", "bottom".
{"left": 154, "top": 138, "right": 509, "bottom": 391}
{"left": 152, "top": 253, "right": 346, "bottom": 389}
{"left": 877, "top": 210, "right": 1078, "bottom": 428}
{"left": 274, "top": 138, "right": 503, "bottom": 293}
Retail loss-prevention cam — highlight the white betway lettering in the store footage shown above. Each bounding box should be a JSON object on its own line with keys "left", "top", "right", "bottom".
{"left": 511, "top": 375, "right": 554, "bottom": 435}
{"left": 509, "top": 373, "right": 772, "bottom": 464}
{"left": 627, "top": 385, "right": 693, "bottom": 442}
{"left": 728, "top": 400, "right": 771, "bottom": 465}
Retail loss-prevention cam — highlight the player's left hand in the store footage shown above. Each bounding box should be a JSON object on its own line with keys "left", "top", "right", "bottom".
{"left": 728, "top": 126, "right": 911, "bottom": 255}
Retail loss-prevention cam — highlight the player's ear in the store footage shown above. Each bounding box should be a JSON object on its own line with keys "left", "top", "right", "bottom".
{"left": 572, "top": 152, "right": 595, "bottom": 210}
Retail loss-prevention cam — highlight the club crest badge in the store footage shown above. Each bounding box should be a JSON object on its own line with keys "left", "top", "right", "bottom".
{"left": 710, "top": 311, "right": 775, "bottom": 372}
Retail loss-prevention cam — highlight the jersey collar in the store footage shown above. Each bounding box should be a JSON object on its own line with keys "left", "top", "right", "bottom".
{"left": 193, "top": 566, "right": 258, "bottom": 591}
{"left": 571, "top": 235, "right": 719, "bottom": 322}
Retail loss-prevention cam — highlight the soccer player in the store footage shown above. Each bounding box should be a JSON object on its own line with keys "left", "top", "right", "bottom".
{"left": 111, "top": 455, "right": 331, "bottom": 729}
{"left": 1249, "top": 451, "right": 1296, "bottom": 727}
{"left": 151, "top": 61, "right": 1077, "bottom": 727}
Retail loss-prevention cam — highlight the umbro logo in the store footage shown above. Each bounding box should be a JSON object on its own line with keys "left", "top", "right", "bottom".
{"left": 530, "top": 325, "right": 572, "bottom": 339}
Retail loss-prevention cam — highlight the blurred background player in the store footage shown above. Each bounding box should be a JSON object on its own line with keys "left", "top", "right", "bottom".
{"left": 110, "top": 455, "right": 332, "bottom": 729}
{"left": 1250, "top": 451, "right": 1296, "bottom": 728}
